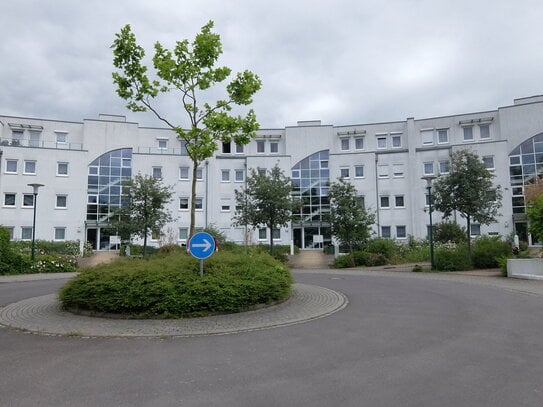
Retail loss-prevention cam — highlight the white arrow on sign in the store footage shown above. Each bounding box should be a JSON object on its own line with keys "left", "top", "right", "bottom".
{"left": 192, "top": 239, "right": 212, "bottom": 252}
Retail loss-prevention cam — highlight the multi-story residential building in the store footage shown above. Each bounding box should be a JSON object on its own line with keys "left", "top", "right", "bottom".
{"left": 1, "top": 95, "right": 543, "bottom": 251}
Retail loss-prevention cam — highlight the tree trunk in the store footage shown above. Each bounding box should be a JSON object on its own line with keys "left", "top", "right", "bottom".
{"left": 269, "top": 223, "right": 274, "bottom": 255}
{"left": 466, "top": 215, "right": 472, "bottom": 265}
{"left": 143, "top": 231, "right": 148, "bottom": 259}
{"left": 190, "top": 160, "right": 198, "bottom": 237}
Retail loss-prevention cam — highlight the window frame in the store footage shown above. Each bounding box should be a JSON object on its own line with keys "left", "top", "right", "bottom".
{"left": 463, "top": 126, "right": 474, "bottom": 142}
{"left": 3, "top": 193, "right": 16, "bottom": 207}
{"left": 479, "top": 124, "right": 490, "bottom": 139}
{"left": 235, "top": 169, "right": 244, "bottom": 182}
{"left": 340, "top": 138, "right": 350, "bottom": 151}
{"left": 55, "top": 194, "right": 68, "bottom": 209}
{"left": 394, "top": 195, "right": 405, "bottom": 208}
{"left": 24, "top": 160, "right": 36, "bottom": 175}
{"left": 152, "top": 166, "right": 162, "bottom": 179}
{"left": 5, "top": 159, "right": 18, "bottom": 174}
{"left": 21, "top": 227, "right": 33, "bottom": 241}
{"left": 391, "top": 134, "right": 402, "bottom": 148}
{"left": 57, "top": 162, "right": 69, "bottom": 176}
{"left": 22, "top": 193, "right": 35, "bottom": 208}
{"left": 270, "top": 141, "right": 279, "bottom": 153}
{"left": 376, "top": 136, "right": 387, "bottom": 149}
{"left": 54, "top": 227, "right": 66, "bottom": 241}
{"left": 381, "top": 226, "right": 391, "bottom": 238}
{"left": 354, "top": 165, "right": 364, "bottom": 178}
{"left": 380, "top": 196, "right": 390, "bottom": 208}
{"left": 179, "top": 197, "right": 189, "bottom": 210}
{"left": 340, "top": 167, "right": 350, "bottom": 179}
{"left": 437, "top": 129, "right": 449, "bottom": 144}
{"left": 179, "top": 166, "right": 189, "bottom": 180}
{"left": 157, "top": 138, "right": 168, "bottom": 150}
{"left": 256, "top": 140, "right": 265, "bottom": 153}
{"left": 396, "top": 225, "right": 407, "bottom": 239}
{"left": 354, "top": 137, "right": 364, "bottom": 150}
{"left": 221, "top": 169, "right": 230, "bottom": 182}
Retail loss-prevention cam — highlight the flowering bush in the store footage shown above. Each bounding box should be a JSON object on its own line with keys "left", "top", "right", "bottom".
{"left": 30, "top": 253, "right": 78, "bottom": 273}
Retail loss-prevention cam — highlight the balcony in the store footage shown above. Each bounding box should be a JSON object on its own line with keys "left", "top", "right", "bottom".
{"left": 0, "top": 138, "right": 84, "bottom": 150}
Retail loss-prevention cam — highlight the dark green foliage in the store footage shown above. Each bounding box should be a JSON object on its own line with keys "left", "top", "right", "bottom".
{"left": 332, "top": 254, "right": 356, "bottom": 268}
{"left": 435, "top": 245, "right": 472, "bottom": 271}
{"left": 59, "top": 250, "right": 292, "bottom": 318}
{"left": 120, "top": 244, "right": 158, "bottom": 257}
{"left": 527, "top": 194, "right": 543, "bottom": 242}
{"left": 471, "top": 236, "right": 511, "bottom": 269}
{"left": 366, "top": 238, "right": 397, "bottom": 260}
{"left": 332, "top": 251, "right": 387, "bottom": 268}
{"left": 0, "top": 227, "right": 32, "bottom": 275}
{"left": 434, "top": 222, "right": 467, "bottom": 244}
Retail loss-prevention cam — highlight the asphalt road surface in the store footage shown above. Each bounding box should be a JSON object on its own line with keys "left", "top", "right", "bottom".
{"left": 1, "top": 271, "right": 542, "bottom": 407}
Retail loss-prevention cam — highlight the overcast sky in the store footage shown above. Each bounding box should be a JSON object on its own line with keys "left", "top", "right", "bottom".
{"left": 1, "top": 0, "right": 542, "bottom": 129}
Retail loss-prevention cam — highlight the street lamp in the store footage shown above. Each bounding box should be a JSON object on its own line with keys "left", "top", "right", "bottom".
{"left": 27, "top": 183, "right": 44, "bottom": 261}
{"left": 422, "top": 175, "right": 436, "bottom": 270}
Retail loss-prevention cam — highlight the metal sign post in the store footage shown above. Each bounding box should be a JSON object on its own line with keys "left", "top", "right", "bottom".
{"left": 187, "top": 232, "right": 216, "bottom": 276}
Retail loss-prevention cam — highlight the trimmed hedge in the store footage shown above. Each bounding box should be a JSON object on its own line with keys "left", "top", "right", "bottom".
{"left": 59, "top": 250, "right": 292, "bottom": 318}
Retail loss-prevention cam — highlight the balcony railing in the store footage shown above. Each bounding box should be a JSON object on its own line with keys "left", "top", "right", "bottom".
{"left": 0, "top": 138, "right": 84, "bottom": 150}
{"left": 135, "top": 146, "right": 188, "bottom": 155}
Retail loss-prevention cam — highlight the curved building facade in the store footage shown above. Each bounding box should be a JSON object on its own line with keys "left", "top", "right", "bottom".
{"left": 1, "top": 95, "right": 543, "bottom": 250}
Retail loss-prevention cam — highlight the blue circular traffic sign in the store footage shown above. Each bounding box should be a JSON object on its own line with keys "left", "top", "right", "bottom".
{"left": 188, "top": 232, "right": 216, "bottom": 259}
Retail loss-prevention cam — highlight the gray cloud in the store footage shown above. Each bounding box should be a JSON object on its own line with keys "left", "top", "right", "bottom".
{"left": 1, "top": 0, "right": 542, "bottom": 128}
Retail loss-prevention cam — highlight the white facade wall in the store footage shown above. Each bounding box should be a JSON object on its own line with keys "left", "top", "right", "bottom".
{"left": 2, "top": 95, "right": 543, "bottom": 249}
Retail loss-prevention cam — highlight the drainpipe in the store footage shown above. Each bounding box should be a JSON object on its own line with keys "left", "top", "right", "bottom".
{"left": 375, "top": 154, "right": 380, "bottom": 237}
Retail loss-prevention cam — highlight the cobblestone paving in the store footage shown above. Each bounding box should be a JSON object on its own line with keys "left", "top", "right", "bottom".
{"left": 0, "top": 283, "right": 348, "bottom": 338}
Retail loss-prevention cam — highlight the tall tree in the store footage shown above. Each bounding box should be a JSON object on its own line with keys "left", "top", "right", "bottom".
{"left": 327, "top": 178, "right": 375, "bottom": 261}
{"left": 432, "top": 149, "right": 502, "bottom": 257}
{"left": 112, "top": 21, "right": 262, "bottom": 236}
{"left": 232, "top": 164, "right": 294, "bottom": 254}
{"left": 111, "top": 174, "right": 173, "bottom": 258}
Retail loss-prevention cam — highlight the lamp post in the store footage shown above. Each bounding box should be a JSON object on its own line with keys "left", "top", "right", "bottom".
{"left": 27, "top": 183, "right": 44, "bottom": 261}
{"left": 422, "top": 176, "right": 436, "bottom": 270}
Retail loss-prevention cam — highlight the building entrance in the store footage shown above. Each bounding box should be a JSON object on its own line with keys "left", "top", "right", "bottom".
{"left": 293, "top": 226, "right": 331, "bottom": 250}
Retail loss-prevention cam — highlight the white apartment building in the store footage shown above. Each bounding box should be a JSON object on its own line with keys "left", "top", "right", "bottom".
{"left": 1, "top": 95, "right": 543, "bottom": 251}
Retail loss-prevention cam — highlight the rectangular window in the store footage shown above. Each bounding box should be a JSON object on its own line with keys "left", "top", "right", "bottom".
{"left": 157, "top": 138, "right": 168, "bottom": 149}
{"left": 220, "top": 199, "right": 231, "bottom": 212}
{"left": 12, "top": 130, "right": 24, "bottom": 145}
{"left": 23, "top": 194, "right": 35, "bottom": 207}
{"left": 56, "top": 195, "right": 67, "bottom": 209}
{"left": 235, "top": 144, "right": 244, "bottom": 154}
{"left": 195, "top": 197, "right": 203, "bottom": 210}
{"left": 21, "top": 227, "right": 33, "bottom": 241}
{"left": 256, "top": 140, "right": 265, "bottom": 153}
{"left": 258, "top": 228, "right": 267, "bottom": 240}
{"left": 381, "top": 226, "right": 391, "bottom": 238}
{"left": 24, "top": 160, "right": 36, "bottom": 174}
{"left": 391, "top": 134, "right": 402, "bottom": 148}
{"left": 257, "top": 168, "right": 266, "bottom": 176}
{"left": 376, "top": 136, "right": 387, "bottom": 149}
{"left": 151, "top": 229, "right": 161, "bottom": 241}
{"left": 222, "top": 141, "right": 231, "bottom": 154}
{"left": 54, "top": 227, "right": 66, "bottom": 241}
{"left": 6, "top": 159, "right": 18, "bottom": 173}
{"left": 463, "top": 126, "right": 474, "bottom": 141}
{"left": 355, "top": 137, "right": 364, "bottom": 150}
{"left": 479, "top": 124, "right": 490, "bottom": 139}
{"left": 152, "top": 166, "right": 162, "bottom": 179}
{"left": 421, "top": 130, "right": 434, "bottom": 145}
{"left": 5, "top": 227, "right": 14, "bottom": 240}
{"left": 354, "top": 165, "right": 364, "bottom": 178}
{"left": 340, "top": 138, "right": 350, "bottom": 151}
{"left": 179, "top": 166, "right": 189, "bottom": 180}
{"left": 437, "top": 129, "right": 449, "bottom": 144}
{"left": 378, "top": 164, "right": 389, "bottom": 178}
{"left": 358, "top": 195, "right": 365, "bottom": 208}
{"left": 340, "top": 167, "right": 350, "bottom": 178}
{"left": 179, "top": 197, "right": 189, "bottom": 210}
{"left": 439, "top": 161, "right": 450, "bottom": 174}
{"left": 29, "top": 130, "right": 41, "bottom": 147}
{"left": 470, "top": 224, "right": 481, "bottom": 236}
{"left": 395, "top": 195, "right": 405, "bottom": 208}
{"left": 179, "top": 228, "right": 189, "bottom": 241}
{"left": 235, "top": 169, "right": 244, "bottom": 182}
{"left": 55, "top": 132, "right": 68, "bottom": 144}
{"left": 392, "top": 164, "right": 404, "bottom": 178}
{"left": 483, "top": 156, "right": 495, "bottom": 170}
{"left": 196, "top": 167, "right": 203, "bottom": 180}
{"left": 4, "top": 193, "right": 16, "bottom": 207}
{"left": 396, "top": 225, "right": 407, "bottom": 239}
{"left": 423, "top": 162, "right": 434, "bottom": 175}
{"left": 270, "top": 142, "right": 279, "bottom": 153}
{"left": 221, "top": 169, "right": 230, "bottom": 182}
{"left": 272, "top": 228, "right": 281, "bottom": 240}
{"left": 57, "top": 162, "right": 68, "bottom": 176}
{"left": 380, "top": 196, "right": 390, "bottom": 208}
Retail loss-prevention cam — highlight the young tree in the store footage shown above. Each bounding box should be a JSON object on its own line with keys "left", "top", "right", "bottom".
{"left": 232, "top": 164, "right": 293, "bottom": 254}
{"left": 112, "top": 21, "right": 262, "bottom": 236}
{"left": 527, "top": 194, "right": 543, "bottom": 242}
{"left": 111, "top": 174, "right": 173, "bottom": 258}
{"left": 432, "top": 149, "right": 502, "bottom": 257}
{"left": 327, "top": 178, "right": 375, "bottom": 262}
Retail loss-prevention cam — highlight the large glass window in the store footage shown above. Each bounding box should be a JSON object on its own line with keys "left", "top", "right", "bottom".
{"left": 86, "top": 149, "right": 132, "bottom": 223}
{"left": 291, "top": 150, "right": 330, "bottom": 224}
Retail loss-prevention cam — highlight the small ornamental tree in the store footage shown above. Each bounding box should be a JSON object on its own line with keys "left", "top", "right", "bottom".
{"left": 527, "top": 194, "right": 543, "bottom": 242}
{"left": 233, "top": 164, "right": 294, "bottom": 254}
{"left": 328, "top": 178, "right": 375, "bottom": 261}
{"left": 110, "top": 174, "right": 173, "bottom": 258}
{"left": 112, "top": 21, "right": 262, "bottom": 236}
{"left": 432, "top": 150, "right": 502, "bottom": 257}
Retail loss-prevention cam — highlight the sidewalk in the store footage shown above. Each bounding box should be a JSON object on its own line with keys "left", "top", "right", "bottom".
{"left": 0, "top": 272, "right": 79, "bottom": 283}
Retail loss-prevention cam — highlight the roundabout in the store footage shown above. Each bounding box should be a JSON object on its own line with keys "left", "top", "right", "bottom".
{"left": 0, "top": 283, "right": 348, "bottom": 338}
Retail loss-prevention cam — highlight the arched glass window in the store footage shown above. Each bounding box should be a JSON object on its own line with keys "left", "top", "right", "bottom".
{"left": 87, "top": 148, "right": 132, "bottom": 224}
{"left": 291, "top": 150, "right": 330, "bottom": 224}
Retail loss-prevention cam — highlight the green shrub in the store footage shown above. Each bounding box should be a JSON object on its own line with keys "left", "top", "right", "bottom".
{"left": 435, "top": 244, "right": 472, "bottom": 271}
{"left": 59, "top": 250, "right": 292, "bottom": 318}
{"left": 434, "top": 222, "right": 467, "bottom": 244}
{"left": 332, "top": 254, "right": 355, "bottom": 268}
{"left": 30, "top": 253, "right": 78, "bottom": 273}
{"left": 0, "top": 227, "right": 32, "bottom": 275}
{"left": 395, "top": 238, "right": 430, "bottom": 263}
{"left": 366, "top": 238, "right": 397, "bottom": 260}
{"left": 471, "top": 236, "right": 511, "bottom": 269}
{"left": 120, "top": 243, "right": 158, "bottom": 257}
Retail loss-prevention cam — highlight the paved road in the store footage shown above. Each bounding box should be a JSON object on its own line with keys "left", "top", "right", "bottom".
{"left": 1, "top": 271, "right": 543, "bottom": 407}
